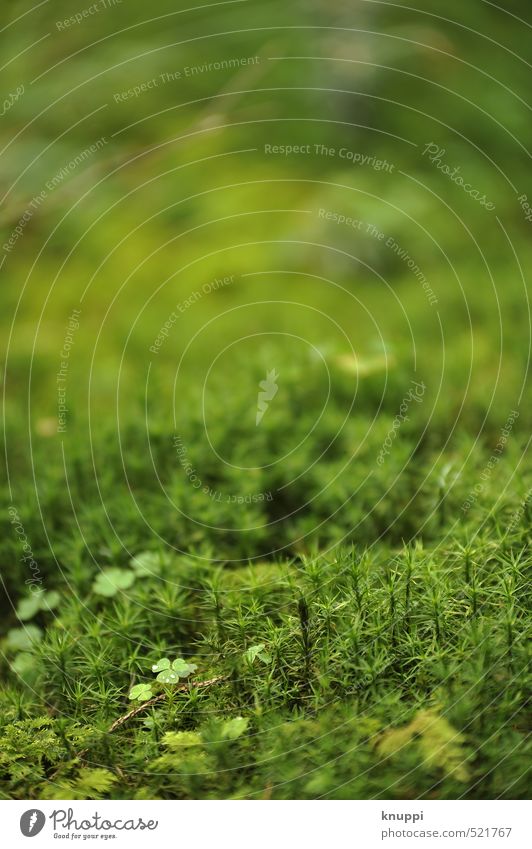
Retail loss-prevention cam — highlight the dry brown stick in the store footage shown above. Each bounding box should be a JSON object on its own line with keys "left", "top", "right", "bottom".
{"left": 107, "top": 675, "right": 227, "bottom": 734}
{"left": 107, "top": 692, "right": 167, "bottom": 733}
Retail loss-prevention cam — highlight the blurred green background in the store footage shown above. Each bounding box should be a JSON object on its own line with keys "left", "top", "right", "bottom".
{"left": 1, "top": 0, "right": 531, "bottom": 559}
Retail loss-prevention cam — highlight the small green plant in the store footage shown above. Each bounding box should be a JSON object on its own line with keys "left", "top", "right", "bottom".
{"left": 130, "top": 550, "right": 169, "bottom": 576}
{"left": 128, "top": 657, "right": 198, "bottom": 702}
{"left": 93, "top": 568, "right": 135, "bottom": 597}
{"left": 92, "top": 552, "right": 168, "bottom": 597}
{"left": 5, "top": 625, "right": 42, "bottom": 651}
{"left": 244, "top": 643, "right": 271, "bottom": 664}
{"left": 128, "top": 683, "right": 153, "bottom": 703}
{"left": 16, "top": 591, "right": 60, "bottom": 621}
{"left": 3, "top": 625, "right": 43, "bottom": 688}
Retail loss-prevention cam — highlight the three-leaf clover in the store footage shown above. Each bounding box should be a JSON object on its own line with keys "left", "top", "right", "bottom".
{"left": 128, "top": 656, "right": 198, "bottom": 704}
{"left": 93, "top": 568, "right": 135, "bottom": 597}
{"left": 94, "top": 554, "right": 169, "bottom": 599}
{"left": 129, "top": 683, "right": 154, "bottom": 702}
{"left": 150, "top": 657, "right": 198, "bottom": 683}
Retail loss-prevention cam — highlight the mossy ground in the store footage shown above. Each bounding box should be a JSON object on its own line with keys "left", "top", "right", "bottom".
{"left": 1, "top": 0, "right": 531, "bottom": 800}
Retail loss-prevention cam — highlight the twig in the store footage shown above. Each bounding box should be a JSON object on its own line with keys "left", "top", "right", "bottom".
{"left": 107, "top": 692, "right": 166, "bottom": 733}
{"left": 49, "top": 675, "right": 227, "bottom": 781}
{"left": 107, "top": 675, "right": 227, "bottom": 733}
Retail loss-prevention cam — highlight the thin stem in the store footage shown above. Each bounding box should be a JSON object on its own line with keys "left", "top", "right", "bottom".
{"left": 108, "top": 675, "right": 227, "bottom": 733}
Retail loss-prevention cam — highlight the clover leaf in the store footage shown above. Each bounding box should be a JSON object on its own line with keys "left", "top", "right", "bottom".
{"left": 151, "top": 657, "right": 171, "bottom": 673}
{"left": 156, "top": 669, "right": 179, "bottom": 684}
{"left": 147, "top": 656, "right": 197, "bottom": 687}
{"left": 131, "top": 551, "right": 169, "bottom": 577}
{"left": 15, "top": 591, "right": 60, "bottom": 621}
{"left": 5, "top": 625, "right": 43, "bottom": 651}
{"left": 244, "top": 644, "right": 271, "bottom": 664}
{"left": 93, "top": 568, "right": 135, "bottom": 597}
{"left": 16, "top": 595, "right": 42, "bottom": 621}
{"left": 42, "top": 590, "right": 60, "bottom": 610}
{"left": 171, "top": 658, "right": 198, "bottom": 678}
{"left": 129, "top": 683, "right": 154, "bottom": 702}
{"left": 11, "top": 652, "right": 40, "bottom": 686}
